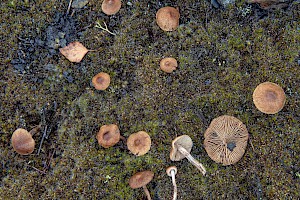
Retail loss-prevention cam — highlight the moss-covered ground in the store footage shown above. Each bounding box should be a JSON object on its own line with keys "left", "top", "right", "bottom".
{"left": 0, "top": 0, "right": 299, "bottom": 199}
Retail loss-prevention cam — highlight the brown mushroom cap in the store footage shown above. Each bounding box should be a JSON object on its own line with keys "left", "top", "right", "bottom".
{"left": 166, "top": 166, "right": 177, "bottom": 177}
{"left": 253, "top": 82, "right": 286, "bottom": 114}
{"left": 156, "top": 6, "right": 180, "bottom": 31}
{"left": 160, "top": 57, "right": 178, "bottom": 73}
{"left": 170, "top": 135, "right": 193, "bottom": 161}
{"left": 127, "top": 131, "right": 151, "bottom": 156}
{"left": 129, "top": 170, "right": 154, "bottom": 189}
{"left": 101, "top": 0, "right": 121, "bottom": 15}
{"left": 11, "top": 128, "right": 35, "bottom": 155}
{"left": 92, "top": 72, "right": 111, "bottom": 90}
{"left": 204, "top": 115, "right": 249, "bottom": 165}
{"left": 96, "top": 124, "right": 120, "bottom": 148}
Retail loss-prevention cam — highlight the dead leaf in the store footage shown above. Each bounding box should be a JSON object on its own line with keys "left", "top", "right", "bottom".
{"left": 59, "top": 41, "right": 89, "bottom": 63}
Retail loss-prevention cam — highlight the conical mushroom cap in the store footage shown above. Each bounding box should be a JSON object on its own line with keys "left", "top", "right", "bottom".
{"left": 96, "top": 124, "right": 120, "bottom": 148}
{"left": 127, "top": 131, "right": 151, "bottom": 156}
{"left": 253, "top": 82, "right": 286, "bottom": 114}
{"left": 204, "top": 115, "right": 249, "bottom": 165}
{"left": 170, "top": 135, "right": 193, "bottom": 161}
{"left": 129, "top": 170, "right": 154, "bottom": 189}
{"left": 11, "top": 128, "right": 35, "bottom": 155}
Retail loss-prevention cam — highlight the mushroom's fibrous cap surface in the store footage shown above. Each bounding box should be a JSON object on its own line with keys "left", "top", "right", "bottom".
{"left": 96, "top": 124, "right": 120, "bottom": 148}
{"left": 253, "top": 82, "right": 286, "bottom": 114}
{"left": 129, "top": 170, "right": 154, "bottom": 189}
{"left": 156, "top": 6, "right": 180, "bottom": 31}
{"left": 170, "top": 135, "right": 193, "bottom": 161}
{"left": 11, "top": 128, "right": 35, "bottom": 155}
{"left": 204, "top": 115, "right": 249, "bottom": 165}
{"left": 92, "top": 72, "right": 111, "bottom": 90}
{"left": 160, "top": 57, "right": 178, "bottom": 73}
{"left": 127, "top": 131, "right": 151, "bottom": 156}
{"left": 101, "top": 0, "right": 121, "bottom": 15}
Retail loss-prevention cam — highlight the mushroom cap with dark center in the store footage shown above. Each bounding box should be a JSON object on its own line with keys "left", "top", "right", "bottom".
{"left": 253, "top": 82, "right": 286, "bottom": 114}
{"left": 101, "top": 0, "right": 121, "bottom": 15}
{"left": 127, "top": 131, "right": 151, "bottom": 156}
{"left": 92, "top": 72, "right": 111, "bottom": 90}
{"left": 160, "top": 57, "right": 178, "bottom": 73}
{"left": 156, "top": 6, "right": 180, "bottom": 31}
{"left": 204, "top": 115, "right": 249, "bottom": 165}
{"left": 129, "top": 170, "right": 154, "bottom": 189}
{"left": 11, "top": 128, "right": 35, "bottom": 155}
{"left": 170, "top": 135, "right": 193, "bottom": 161}
{"left": 96, "top": 124, "right": 120, "bottom": 148}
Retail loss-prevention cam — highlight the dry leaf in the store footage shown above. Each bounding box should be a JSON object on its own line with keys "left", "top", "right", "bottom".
{"left": 59, "top": 41, "right": 88, "bottom": 63}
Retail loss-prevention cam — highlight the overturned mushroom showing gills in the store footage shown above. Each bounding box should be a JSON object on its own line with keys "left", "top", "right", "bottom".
{"left": 129, "top": 170, "right": 154, "bottom": 200}
{"left": 11, "top": 128, "right": 35, "bottom": 155}
{"left": 96, "top": 124, "right": 120, "bottom": 148}
{"left": 170, "top": 135, "right": 206, "bottom": 175}
{"left": 204, "top": 115, "right": 249, "bottom": 165}
{"left": 166, "top": 166, "right": 178, "bottom": 200}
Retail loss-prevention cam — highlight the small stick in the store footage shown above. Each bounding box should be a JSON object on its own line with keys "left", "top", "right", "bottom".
{"left": 37, "top": 125, "right": 48, "bottom": 155}
{"left": 95, "top": 21, "right": 116, "bottom": 36}
{"left": 66, "top": 0, "right": 73, "bottom": 15}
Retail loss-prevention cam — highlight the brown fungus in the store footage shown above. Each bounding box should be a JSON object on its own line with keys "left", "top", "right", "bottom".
{"left": 11, "top": 128, "right": 35, "bottom": 155}
{"left": 204, "top": 115, "right": 249, "bottom": 165}
{"left": 101, "top": 0, "right": 121, "bottom": 15}
{"left": 170, "top": 135, "right": 206, "bottom": 175}
{"left": 253, "top": 81, "right": 286, "bottom": 114}
{"left": 96, "top": 124, "right": 120, "bottom": 148}
{"left": 92, "top": 72, "right": 111, "bottom": 91}
{"left": 156, "top": 6, "right": 180, "bottom": 31}
{"left": 129, "top": 170, "right": 154, "bottom": 200}
{"left": 160, "top": 57, "right": 178, "bottom": 73}
{"left": 127, "top": 131, "right": 151, "bottom": 156}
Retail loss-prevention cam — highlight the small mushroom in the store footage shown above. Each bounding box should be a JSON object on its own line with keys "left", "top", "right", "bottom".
{"left": 11, "top": 128, "right": 35, "bottom": 155}
{"left": 101, "top": 0, "right": 121, "bottom": 15}
{"left": 160, "top": 57, "right": 178, "bottom": 73}
{"left": 204, "top": 115, "right": 249, "bottom": 165}
{"left": 96, "top": 124, "right": 121, "bottom": 148}
{"left": 253, "top": 81, "right": 286, "bottom": 114}
{"left": 129, "top": 170, "right": 154, "bottom": 200}
{"left": 170, "top": 135, "right": 206, "bottom": 175}
{"left": 166, "top": 166, "right": 178, "bottom": 200}
{"left": 92, "top": 72, "right": 111, "bottom": 91}
{"left": 127, "top": 131, "right": 151, "bottom": 156}
{"left": 156, "top": 6, "right": 180, "bottom": 31}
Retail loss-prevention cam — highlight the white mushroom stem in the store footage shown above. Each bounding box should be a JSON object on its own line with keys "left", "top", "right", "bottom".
{"left": 170, "top": 169, "right": 177, "bottom": 200}
{"left": 142, "top": 185, "right": 152, "bottom": 200}
{"left": 177, "top": 145, "right": 206, "bottom": 175}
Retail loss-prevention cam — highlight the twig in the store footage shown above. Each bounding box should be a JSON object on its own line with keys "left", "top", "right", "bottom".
{"left": 66, "top": 0, "right": 73, "bottom": 16}
{"left": 95, "top": 21, "right": 116, "bottom": 36}
{"left": 37, "top": 125, "right": 47, "bottom": 155}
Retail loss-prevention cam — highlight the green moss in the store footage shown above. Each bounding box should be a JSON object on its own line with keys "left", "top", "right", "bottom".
{"left": 0, "top": 0, "right": 299, "bottom": 199}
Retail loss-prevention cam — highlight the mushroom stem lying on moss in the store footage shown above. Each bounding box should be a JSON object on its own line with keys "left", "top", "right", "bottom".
{"left": 166, "top": 166, "right": 178, "bottom": 200}
{"left": 143, "top": 185, "right": 152, "bottom": 200}
{"left": 177, "top": 145, "right": 206, "bottom": 175}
